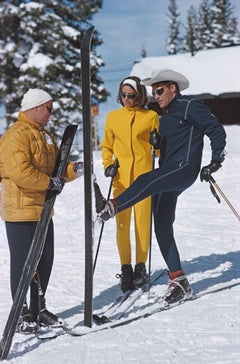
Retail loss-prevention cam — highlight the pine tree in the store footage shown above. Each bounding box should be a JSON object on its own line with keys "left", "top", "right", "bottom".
{"left": 198, "top": 0, "right": 212, "bottom": 49}
{"left": 0, "top": 0, "right": 108, "bottom": 141}
{"left": 166, "top": 0, "right": 181, "bottom": 55}
{"left": 170, "top": 0, "right": 240, "bottom": 55}
{"left": 181, "top": 5, "right": 200, "bottom": 55}
{"left": 141, "top": 46, "right": 147, "bottom": 58}
{"left": 207, "top": 0, "right": 240, "bottom": 48}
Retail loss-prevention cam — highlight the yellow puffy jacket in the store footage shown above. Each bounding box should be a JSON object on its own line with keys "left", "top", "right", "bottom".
{"left": 0, "top": 112, "right": 76, "bottom": 221}
{"left": 101, "top": 106, "right": 159, "bottom": 188}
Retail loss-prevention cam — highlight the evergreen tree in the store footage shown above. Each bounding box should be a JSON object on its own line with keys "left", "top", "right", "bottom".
{"left": 208, "top": 0, "right": 240, "bottom": 48}
{"left": 181, "top": 5, "right": 200, "bottom": 55}
{"left": 166, "top": 0, "right": 181, "bottom": 55}
{"left": 0, "top": 0, "right": 108, "bottom": 140}
{"left": 198, "top": 0, "right": 212, "bottom": 49}
{"left": 170, "top": 0, "right": 240, "bottom": 55}
{"left": 141, "top": 46, "right": 147, "bottom": 58}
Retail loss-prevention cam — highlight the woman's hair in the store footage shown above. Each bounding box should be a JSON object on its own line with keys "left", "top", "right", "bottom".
{"left": 117, "top": 76, "right": 148, "bottom": 108}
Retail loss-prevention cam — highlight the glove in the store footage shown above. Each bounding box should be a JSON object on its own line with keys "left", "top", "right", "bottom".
{"left": 98, "top": 199, "right": 118, "bottom": 222}
{"left": 48, "top": 176, "right": 66, "bottom": 194}
{"left": 149, "top": 128, "right": 161, "bottom": 149}
{"left": 73, "top": 161, "right": 84, "bottom": 177}
{"left": 104, "top": 161, "right": 119, "bottom": 178}
{"left": 200, "top": 160, "right": 222, "bottom": 182}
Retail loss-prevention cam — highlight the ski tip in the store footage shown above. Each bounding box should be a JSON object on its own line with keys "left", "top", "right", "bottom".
{"left": 100, "top": 316, "right": 111, "bottom": 324}
{"left": 81, "top": 26, "right": 95, "bottom": 47}
{"left": 92, "top": 314, "right": 111, "bottom": 325}
{"left": 92, "top": 314, "right": 102, "bottom": 325}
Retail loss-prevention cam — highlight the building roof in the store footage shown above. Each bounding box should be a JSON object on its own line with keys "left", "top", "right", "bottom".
{"left": 130, "top": 46, "right": 240, "bottom": 98}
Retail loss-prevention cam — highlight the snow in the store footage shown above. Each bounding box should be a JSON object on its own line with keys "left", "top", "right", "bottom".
{"left": 130, "top": 46, "right": 240, "bottom": 96}
{"left": 20, "top": 43, "right": 53, "bottom": 74}
{"left": 0, "top": 125, "right": 240, "bottom": 364}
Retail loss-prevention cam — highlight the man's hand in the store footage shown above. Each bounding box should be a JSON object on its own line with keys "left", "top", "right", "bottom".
{"left": 149, "top": 128, "right": 161, "bottom": 150}
{"left": 200, "top": 160, "right": 221, "bottom": 182}
{"left": 48, "top": 176, "right": 66, "bottom": 194}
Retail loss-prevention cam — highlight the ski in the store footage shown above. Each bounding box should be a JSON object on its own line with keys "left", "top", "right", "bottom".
{"left": 35, "top": 326, "right": 65, "bottom": 340}
{"left": 81, "top": 26, "right": 95, "bottom": 328}
{"left": 93, "top": 290, "right": 133, "bottom": 325}
{"left": 93, "top": 269, "right": 166, "bottom": 325}
{"left": 0, "top": 124, "right": 78, "bottom": 361}
{"left": 63, "top": 280, "right": 240, "bottom": 337}
{"left": 93, "top": 289, "right": 142, "bottom": 325}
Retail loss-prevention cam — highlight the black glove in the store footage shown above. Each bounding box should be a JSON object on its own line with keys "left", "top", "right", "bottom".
{"left": 48, "top": 176, "right": 66, "bottom": 194}
{"left": 200, "top": 160, "right": 222, "bottom": 182}
{"left": 149, "top": 128, "right": 161, "bottom": 150}
{"left": 104, "top": 160, "right": 119, "bottom": 178}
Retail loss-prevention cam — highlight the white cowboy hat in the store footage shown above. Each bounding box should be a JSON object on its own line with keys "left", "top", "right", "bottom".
{"left": 141, "top": 69, "right": 189, "bottom": 91}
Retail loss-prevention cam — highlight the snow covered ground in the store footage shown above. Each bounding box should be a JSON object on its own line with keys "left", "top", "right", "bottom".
{"left": 0, "top": 125, "right": 239, "bottom": 364}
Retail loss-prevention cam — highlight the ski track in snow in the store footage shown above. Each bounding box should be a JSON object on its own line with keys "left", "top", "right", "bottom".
{"left": 0, "top": 125, "right": 239, "bottom": 364}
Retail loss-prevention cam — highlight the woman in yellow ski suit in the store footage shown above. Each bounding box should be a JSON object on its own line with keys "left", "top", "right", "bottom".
{"left": 101, "top": 76, "right": 159, "bottom": 292}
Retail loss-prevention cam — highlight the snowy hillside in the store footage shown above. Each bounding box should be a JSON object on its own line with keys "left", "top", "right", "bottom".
{"left": 0, "top": 125, "right": 239, "bottom": 364}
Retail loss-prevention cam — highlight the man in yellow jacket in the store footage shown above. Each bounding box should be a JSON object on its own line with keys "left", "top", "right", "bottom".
{"left": 0, "top": 88, "right": 83, "bottom": 333}
{"left": 101, "top": 76, "right": 159, "bottom": 292}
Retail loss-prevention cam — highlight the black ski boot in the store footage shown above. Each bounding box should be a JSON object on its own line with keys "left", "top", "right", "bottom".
{"left": 31, "top": 297, "right": 63, "bottom": 327}
{"left": 16, "top": 303, "right": 37, "bottom": 334}
{"left": 133, "top": 263, "right": 147, "bottom": 289}
{"left": 117, "top": 264, "right": 134, "bottom": 293}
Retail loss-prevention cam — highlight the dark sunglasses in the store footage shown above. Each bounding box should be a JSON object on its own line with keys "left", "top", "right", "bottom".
{"left": 152, "top": 82, "right": 173, "bottom": 97}
{"left": 152, "top": 87, "right": 166, "bottom": 97}
{"left": 120, "top": 92, "right": 136, "bottom": 99}
{"left": 46, "top": 106, "right": 53, "bottom": 113}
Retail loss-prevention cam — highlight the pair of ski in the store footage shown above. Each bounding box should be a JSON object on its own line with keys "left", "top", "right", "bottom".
{"left": 62, "top": 279, "right": 240, "bottom": 337}
{"left": 10, "top": 278, "right": 240, "bottom": 342}
{"left": 12, "top": 277, "right": 240, "bottom": 342}
{"left": 25, "top": 269, "right": 166, "bottom": 341}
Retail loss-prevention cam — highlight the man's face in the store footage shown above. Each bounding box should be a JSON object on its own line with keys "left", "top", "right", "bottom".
{"left": 34, "top": 101, "right": 53, "bottom": 127}
{"left": 152, "top": 82, "right": 177, "bottom": 109}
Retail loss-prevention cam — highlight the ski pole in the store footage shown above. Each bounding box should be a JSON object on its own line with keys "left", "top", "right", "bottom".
{"left": 93, "top": 158, "right": 119, "bottom": 274}
{"left": 147, "top": 148, "right": 156, "bottom": 292}
{"left": 209, "top": 176, "right": 240, "bottom": 222}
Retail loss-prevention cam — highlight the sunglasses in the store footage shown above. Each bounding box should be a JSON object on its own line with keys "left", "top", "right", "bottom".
{"left": 120, "top": 92, "right": 136, "bottom": 99}
{"left": 46, "top": 106, "right": 53, "bottom": 113}
{"left": 152, "top": 87, "right": 166, "bottom": 97}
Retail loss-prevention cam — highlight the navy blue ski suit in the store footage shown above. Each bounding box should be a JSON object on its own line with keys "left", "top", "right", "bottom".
{"left": 115, "top": 93, "right": 226, "bottom": 271}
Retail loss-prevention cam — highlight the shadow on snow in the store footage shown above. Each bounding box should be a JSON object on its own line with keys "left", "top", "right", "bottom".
{"left": 60, "top": 250, "right": 240, "bottom": 319}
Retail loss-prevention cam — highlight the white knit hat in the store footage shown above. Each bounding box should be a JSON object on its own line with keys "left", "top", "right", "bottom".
{"left": 21, "top": 88, "right": 52, "bottom": 111}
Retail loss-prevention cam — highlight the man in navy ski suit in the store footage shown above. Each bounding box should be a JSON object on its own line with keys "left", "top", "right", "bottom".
{"left": 96, "top": 69, "right": 226, "bottom": 304}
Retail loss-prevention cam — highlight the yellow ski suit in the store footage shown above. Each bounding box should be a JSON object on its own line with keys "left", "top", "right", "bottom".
{"left": 101, "top": 106, "right": 159, "bottom": 265}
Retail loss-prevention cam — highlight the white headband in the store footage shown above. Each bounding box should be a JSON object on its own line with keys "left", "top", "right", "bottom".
{"left": 122, "top": 79, "right": 137, "bottom": 92}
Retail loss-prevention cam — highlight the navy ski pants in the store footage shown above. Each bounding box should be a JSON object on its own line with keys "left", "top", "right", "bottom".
{"left": 5, "top": 219, "right": 54, "bottom": 305}
{"left": 115, "top": 162, "right": 199, "bottom": 272}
